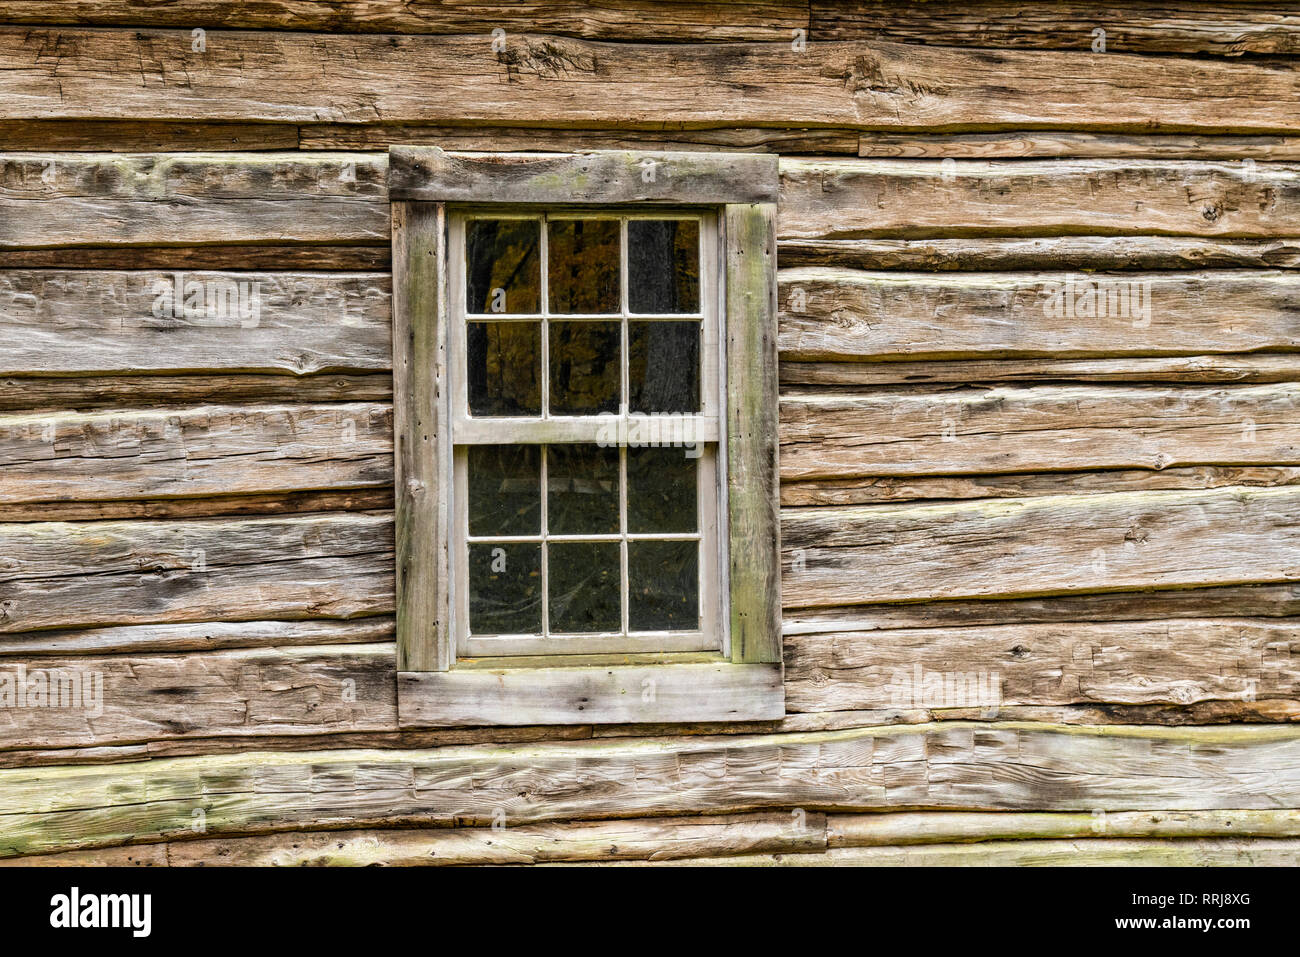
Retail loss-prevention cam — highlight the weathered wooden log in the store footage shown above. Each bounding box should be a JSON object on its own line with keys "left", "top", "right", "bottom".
{"left": 778, "top": 268, "right": 1300, "bottom": 361}
{"left": 0, "top": 513, "right": 394, "bottom": 632}
{"left": 0, "top": 489, "right": 394, "bottom": 523}
{"left": 784, "top": 618, "right": 1299, "bottom": 713}
{"left": 2, "top": 722, "right": 1299, "bottom": 857}
{"left": 0, "top": 617, "right": 394, "bottom": 657}
{"left": 813, "top": 2, "right": 1300, "bottom": 55}
{"left": 5, "top": 29, "right": 1299, "bottom": 131}
{"left": 0, "top": 403, "right": 392, "bottom": 503}
{"left": 0, "top": 270, "right": 391, "bottom": 375}
{"left": 0, "top": 120, "right": 299, "bottom": 151}
{"left": 780, "top": 356, "right": 1300, "bottom": 387}
{"left": 779, "top": 161, "right": 1300, "bottom": 239}
{"left": 783, "top": 582, "right": 1300, "bottom": 635}
{"left": 640, "top": 837, "right": 1300, "bottom": 866}
{"left": 0, "top": 374, "right": 392, "bottom": 414}
{"left": 780, "top": 384, "right": 1300, "bottom": 480}
{"left": 0, "top": 645, "right": 397, "bottom": 750}
{"left": 0, "top": 154, "right": 388, "bottom": 248}
{"left": 303, "top": 124, "right": 858, "bottom": 154}
{"left": 778, "top": 237, "right": 1300, "bottom": 272}
{"left": 781, "top": 465, "right": 1300, "bottom": 507}
{"left": 0, "top": 1, "right": 808, "bottom": 40}
{"left": 782, "top": 486, "right": 1300, "bottom": 608}
{"left": 857, "top": 132, "right": 1300, "bottom": 160}
{"left": 0, "top": 247, "right": 391, "bottom": 271}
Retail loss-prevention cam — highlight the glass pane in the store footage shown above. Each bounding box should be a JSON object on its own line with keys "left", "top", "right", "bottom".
{"left": 548, "top": 542, "right": 621, "bottom": 633}
{"left": 549, "top": 321, "right": 621, "bottom": 415}
{"left": 627, "top": 446, "right": 697, "bottom": 533}
{"left": 628, "top": 321, "right": 699, "bottom": 413}
{"left": 466, "top": 219, "right": 540, "bottom": 314}
{"left": 548, "top": 444, "right": 619, "bottom": 535}
{"left": 469, "top": 542, "right": 542, "bottom": 634}
{"left": 628, "top": 540, "right": 698, "bottom": 631}
{"left": 548, "top": 219, "right": 620, "bottom": 314}
{"left": 468, "top": 444, "right": 540, "bottom": 537}
{"left": 467, "top": 321, "right": 541, "bottom": 416}
{"left": 628, "top": 219, "right": 699, "bottom": 314}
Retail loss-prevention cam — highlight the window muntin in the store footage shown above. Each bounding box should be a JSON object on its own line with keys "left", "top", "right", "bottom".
{"left": 448, "top": 210, "right": 724, "bottom": 658}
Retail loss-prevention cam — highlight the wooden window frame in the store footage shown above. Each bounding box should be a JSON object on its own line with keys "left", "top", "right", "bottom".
{"left": 389, "top": 147, "right": 782, "bottom": 726}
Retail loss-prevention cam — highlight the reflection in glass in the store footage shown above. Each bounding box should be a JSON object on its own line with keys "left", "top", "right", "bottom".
{"left": 629, "top": 540, "right": 698, "bottom": 631}
{"left": 548, "top": 219, "right": 620, "bottom": 314}
{"left": 627, "top": 447, "right": 696, "bottom": 533}
{"left": 467, "top": 321, "right": 541, "bottom": 416}
{"left": 629, "top": 321, "right": 699, "bottom": 412}
{"left": 548, "top": 445, "right": 619, "bottom": 534}
{"left": 466, "top": 219, "right": 541, "bottom": 314}
{"left": 628, "top": 219, "right": 699, "bottom": 314}
{"left": 549, "top": 321, "right": 621, "bottom": 414}
{"left": 469, "top": 542, "right": 542, "bottom": 634}
{"left": 468, "top": 444, "right": 540, "bottom": 536}
{"left": 549, "top": 542, "right": 621, "bottom": 633}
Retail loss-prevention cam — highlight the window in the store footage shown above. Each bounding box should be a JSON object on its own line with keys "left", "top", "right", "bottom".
{"left": 389, "top": 148, "right": 782, "bottom": 726}
{"left": 450, "top": 210, "right": 722, "bottom": 658}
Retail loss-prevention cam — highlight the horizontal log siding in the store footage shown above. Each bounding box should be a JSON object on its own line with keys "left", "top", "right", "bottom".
{"left": 2, "top": 2, "right": 1300, "bottom": 866}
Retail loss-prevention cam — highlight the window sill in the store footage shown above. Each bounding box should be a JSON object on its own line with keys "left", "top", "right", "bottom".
{"left": 397, "top": 660, "right": 784, "bottom": 727}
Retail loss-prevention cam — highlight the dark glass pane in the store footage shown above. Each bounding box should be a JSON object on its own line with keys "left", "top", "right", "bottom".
{"left": 628, "top": 219, "right": 699, "bottom": 314}
{"left": 627, "top": 446, "right": 697, "bottom": 533}
{"left": 468, "top": 444, "right": 540, "bottom": 536}
{"left": 468, "top": 542, "right": 542, "bottom": 634}
{"left": 628, "top": 321, "right": 699, "bottom": 413}
{"left": 547, "top": 444, "right": 619, "bottom": 535}
{"left": 467, "top": 321, "right": 541, "bottom": 416}
{"left": 548, "top": 219, "right": 620, "bottom": 314}
{"left": 466, "top": 219, "right": 540, "bottom": 314}
{"left": 548, "top": 542, "right": 621, "bottom": 633}
{"left": 629, "top": 540, "right": 698, "bottom": 631}
{"left": 549, "top": 321, "right": 620, "bottom": 415}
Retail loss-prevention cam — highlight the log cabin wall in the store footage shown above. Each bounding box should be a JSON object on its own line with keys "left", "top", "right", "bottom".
{"left": 2, "top": 1, "right": 1300, "bottom": 865}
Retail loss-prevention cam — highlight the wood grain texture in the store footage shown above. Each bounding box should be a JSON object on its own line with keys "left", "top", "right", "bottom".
{"left": 0, "top": 403, "right": 392, "bottom": 503}
{"left": 0, "top": 617, "right": 394, "bottom": 657}
{"left": 813, "top": 2, "right": 1300, "bottom": 55}
{"left": 858, "top": 132, "right": 1300, "bottom": 160}
{"left": 784, "top": 582, "right": 1300, "bottom": 635}
{"left": 0, "top": 153, "right": 388, "bottom": 248}
{"left": 161, "top": 811, "right": 825, "bottom": 865}
{"left": 782, "top": 465, "right": 1300, "bottom": 508}
{"left": 725, "top": 204, "right": 782, "bottom": 665}
{"left": 0, "top": 1, "right": 808, "bottom": 40}
{"left": 390, "top": 202, "right": 448, "bottom": 672}
{"left": 5, "top": 29, "right": 1299, "bottom": 132}
{"left": 0, "top": 374, "right": 392, "bottom": 414}
{"left": 785, "top": 618, "right": 1299, "bottom": 713}
{"left": 0, "top": 120, "right": 299, "bottom": 152}
{"left": 0, "top": 645, "right": 397, "bottom": 750}
{"left": 777, "top": 268, "right": 1300, "bottom": 361}
{"left": 0, "top": 270, "right": 391, "bottom": 375}
{"left": 3, "top": 722, "right": 1300, "bottom": 857}
{"left": 780, "top": 384, "right": 1300, "bottom": 480}
{"left": 779, "top": 160, "right": 1300, "bottom": 239}
{"left": 780, "top": 356, "right": 1300, "bottom": 387}
{"left": 305, "top": 125, "right": 858, "bottom": 155}
{"left": 0, "top": 513, "right": 394, "bottom": 632}
{"left": 389, "top": 146, "right": 779, "bottom": 204}
{"left": 782, "top": 486, "right": 1300, "bottom": 609}
{"left": 0, "top": 247, "right": 391, "bottom": 271}
{"left": 0, "top": 488, "right": 394, "bottom": 524}
{"left": 778, "top": 237, "right": 1300, "bottom": 272}
{"left": 399, "top": 662, "right": 784, "bottom": 726}
{"left": 647, "top": 837, "right": 1300, "bottom": 866}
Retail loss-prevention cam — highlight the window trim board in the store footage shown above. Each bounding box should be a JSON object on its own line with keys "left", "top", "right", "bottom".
{"left": 391, "top": 147, "right": 782, "bottom": 725}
